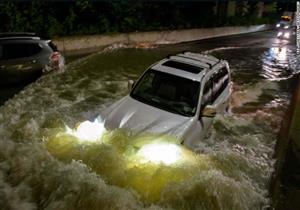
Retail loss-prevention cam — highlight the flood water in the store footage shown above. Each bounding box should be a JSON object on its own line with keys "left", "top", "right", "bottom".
{"left": 0, "top": 31, "right": 298, "bottom": 210}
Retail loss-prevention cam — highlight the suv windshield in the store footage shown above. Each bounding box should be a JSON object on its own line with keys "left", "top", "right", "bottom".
{"left": 131, "top": 69, "right": 200, "bottom": 117}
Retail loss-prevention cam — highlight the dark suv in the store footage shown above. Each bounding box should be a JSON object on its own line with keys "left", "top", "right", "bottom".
{"left": 0, "top": 33, "right": 64, "bottom": 84}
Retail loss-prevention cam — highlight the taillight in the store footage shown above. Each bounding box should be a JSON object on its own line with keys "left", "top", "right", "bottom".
{"left": 50, "top": 52, "right": 61, "bottom": 70}
{"left": 50, "top": 52, "right": 61, "bottom": 61}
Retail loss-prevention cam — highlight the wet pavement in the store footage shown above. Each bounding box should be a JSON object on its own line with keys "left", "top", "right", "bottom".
{"left": 272, "top": 72, "right": 300, "bottom": 210}
{"left": 0, "top": 30, "right": 298, "bottom": 210}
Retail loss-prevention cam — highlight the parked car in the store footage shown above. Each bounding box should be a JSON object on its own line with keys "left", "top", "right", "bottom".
{"left": 100, "top": 52, "right": 232, "bottom": 150}
{"left": 0, "top": 33, "right": 64, "bottom": 84}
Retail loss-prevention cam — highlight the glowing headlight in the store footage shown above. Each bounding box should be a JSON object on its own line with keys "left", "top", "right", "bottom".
{"left": 284, "top": 25, "right": 289, "bottom": 29}
{"left": 66, "top": 119, "right": 106, "bottom": 142}
{"left": 276, "top": 24, "right": 280, "bottom": 27}
{"left": 277, "top": 32, "right": 283, "bottom": 37}
{"left": 137, "top": 143, "right": 182, "bottom": 165}
{"left": 284, "top": 32, "right": 290, "bottom": 38}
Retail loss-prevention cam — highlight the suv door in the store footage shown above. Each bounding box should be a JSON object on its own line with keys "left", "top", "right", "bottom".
{"left": 199, "top": 77, "right": 215, "bottom": 132}
{"left": 186, "top": 66, "right": 230, "bottom": 148}
{"left": 183, "top": 77, "right": 214, "bottom": 149}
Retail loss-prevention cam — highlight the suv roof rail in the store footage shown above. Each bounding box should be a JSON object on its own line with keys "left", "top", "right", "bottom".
{"left": 175, "top": 54, "right": 213, "bottom": 68}
{"left": 0, "top": 32, "right": 38, "bottom": 38}
{"left": 183, "top": 52, "right": 219, "bottom": 62}
{"left": 166, "top": 52, "right": 221, "bottom": 70}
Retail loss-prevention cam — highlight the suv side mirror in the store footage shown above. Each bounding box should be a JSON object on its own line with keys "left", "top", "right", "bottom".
{"left": 202, "top": 105, "right": 217, "bottom": 117}
{"left": 127, "top": 80, "right": 135, "bottom": 91}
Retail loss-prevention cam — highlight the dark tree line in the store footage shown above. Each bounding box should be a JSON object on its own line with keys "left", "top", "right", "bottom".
{"left": 0, "top": 0, "right": 286, "bottom": 38}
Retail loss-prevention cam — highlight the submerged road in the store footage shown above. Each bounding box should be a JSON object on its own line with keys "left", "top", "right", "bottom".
{"left": 0, "top": 30, "right": 298, "bottom": 210}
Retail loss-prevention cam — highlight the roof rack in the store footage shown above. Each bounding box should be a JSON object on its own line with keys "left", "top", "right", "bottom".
{"left": 175, "top": 54, "right": 213, "bottom": 68}
{"left": 0, "top": 32, "right": 38, "bottom": 38}
{"left": 182, "top": 52, "right": 219, "bottom": 63}
{"left": 166, "top": 52, "right": 222, "bottom": 71}
{"left": 0, "top": 37, "right": 41, "bottom": 41}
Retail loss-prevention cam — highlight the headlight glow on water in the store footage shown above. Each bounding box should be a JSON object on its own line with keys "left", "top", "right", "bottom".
{"left": 66, "top": 119, "right": 106, "bottom": 142}
{"left": 284, "top": 32, "right": 290, "bottom": 38}
{"left": 277, "top": 32, "right": 283, "bottom": 37}
{"left": 137, "top": 143, "right": 182, "bottom": 165}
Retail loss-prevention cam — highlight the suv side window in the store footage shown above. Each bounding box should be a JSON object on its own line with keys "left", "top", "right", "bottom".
{"left": 212, "top": 72, "right": 221, "bottom": 102}
{"left": 212, "top": 67, "right": 229, "bottom": 102}
{"left": 201, "top": 78, "right": 213, "bottom": 111}
{"left": 220, "top": 67, "right": 229, "bottom": 94}
{"left": 1, "top": 43, "right": 42, "bottom": 60}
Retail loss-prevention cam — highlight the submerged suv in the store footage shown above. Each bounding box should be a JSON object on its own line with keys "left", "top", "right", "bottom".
{"left": 101, "top": 52, "right": 232, "bottom": 150}
{"left": 0, "top": 33, "right": 64, "bottom": 84}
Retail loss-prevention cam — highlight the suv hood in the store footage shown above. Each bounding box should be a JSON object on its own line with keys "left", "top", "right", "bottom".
{"left": 101, "top": 96, "right": 194, "bottom": 139}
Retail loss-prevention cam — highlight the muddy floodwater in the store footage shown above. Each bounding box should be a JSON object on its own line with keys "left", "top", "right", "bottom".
{"left": 0, "top": 31, "right": 298, "bottom": 210}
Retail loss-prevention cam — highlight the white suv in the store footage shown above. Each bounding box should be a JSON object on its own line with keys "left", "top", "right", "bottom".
{"left": 101, "top": 52, "right": 232, "bottom": 150}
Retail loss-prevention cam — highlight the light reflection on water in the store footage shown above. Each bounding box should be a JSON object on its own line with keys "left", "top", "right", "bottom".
{"left": 45, "top": 121, "right": 271, "bottom": 208}
{"left": 261, "top": 47, "right": 289, "bottom": 80}
{"left": 0, "top": 43, "right": 297, "bottom": 209}
{"left": 261, "top": 46, "right": 298, "bottom": 81}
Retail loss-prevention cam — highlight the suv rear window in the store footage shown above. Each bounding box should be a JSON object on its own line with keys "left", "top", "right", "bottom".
{"left": 162, "top": 60, "right": 203, "bottom": 74}
{"left": 1, "top": 43, "right": 42, "bottom": 60}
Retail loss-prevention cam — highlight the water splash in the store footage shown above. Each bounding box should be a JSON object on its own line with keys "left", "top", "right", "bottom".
{"left": 44, "top": 120, "right": 273, "bottom": 209}
{"left": 0, "top": 46, "right": 289, "bottom": 210}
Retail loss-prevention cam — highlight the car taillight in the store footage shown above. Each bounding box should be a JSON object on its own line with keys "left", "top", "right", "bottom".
{"left": 50, "top": 52, "right": 61, "bottom": 70}
{"left": 50, "top": 52, "right": 61, "bottom": 61}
